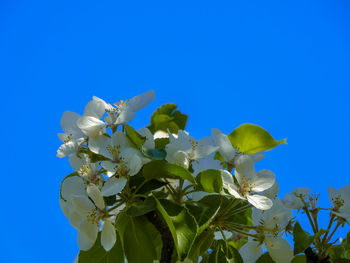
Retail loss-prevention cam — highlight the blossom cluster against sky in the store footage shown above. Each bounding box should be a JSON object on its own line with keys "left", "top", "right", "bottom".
{"left": 1, "top": 0, "right": 350, "bottom": 262}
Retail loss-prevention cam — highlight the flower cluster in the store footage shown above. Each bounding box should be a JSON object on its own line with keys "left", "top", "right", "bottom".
{"left": 58, "top": 91, "right": 349, "bottom": 263}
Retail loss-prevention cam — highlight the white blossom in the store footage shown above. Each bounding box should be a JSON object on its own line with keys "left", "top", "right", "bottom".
{"left": 211, "top": 128, "right": 265, "bottom": 167}
{"left": 165, "top": 130, "right": 218, "bottom": 169}
{"left": 221, "top": 155, "right": 275, "bottom": 210}
{"left": 328, "top": 185, "right": 350, "bottom": 219}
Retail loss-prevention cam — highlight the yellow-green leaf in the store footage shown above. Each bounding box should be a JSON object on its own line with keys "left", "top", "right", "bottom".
{"left": 228, "top": 123, "right": 287, "bottom": 154}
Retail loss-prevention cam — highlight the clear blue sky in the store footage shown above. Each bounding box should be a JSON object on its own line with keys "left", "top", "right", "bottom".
{"left": 1, "top": 0, "right": 350, "bottom": 262}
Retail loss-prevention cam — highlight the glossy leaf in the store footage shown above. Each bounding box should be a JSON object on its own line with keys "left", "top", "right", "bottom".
{"left": 126, "top": 197, "right": 157, "bottom": 216}
{"left": 186, "top": 202, "right": 221, "bottom": 234}
{"left": 196, "top": 169, "right": 223, "bottom": 193}
{"left": 148, "top": 103, "right": 188, "bottom": 134}
{"left": 256, "top": 252, "right": 275, "bottom": 263}
{"left": 153, "top": 196, "right": 198, "bottom": 261}
{"left": 293, "top": 221, "right": 314, "bottom": 255}
{"left": 188, "top": 230, "right": 215, "bottom": 263}
{"left": 227, "top": 123, "right": 287, "bottom": 154}
{"left": 122, "top": 216, "right": 157, "bottom": 263}
{"left": 125, "top": 124, "right": 146, "bottom": 149}
{"left": 290, "top": 255, "right": 307, "bottom": 263}
{"left": 78, "top": 232, "right": 124, "bottom": 263}
{"left": 143, "top": 160, "right": 195, "bottom": 183}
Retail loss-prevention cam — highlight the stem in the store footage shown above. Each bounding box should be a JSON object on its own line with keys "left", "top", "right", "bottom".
{"left": 107, "top": 201, "right": 125, "bottom": 212}
{"left": 225, "top": 222, "right": 258, "bottom": 230}
{"left": 145, "top": 211, "right": 174, "bottom": 263}
{"left": 226, "top": 225, "right": 259, "bottom": 239}
{"left": 326, "top": 221, "right": 341, "bottom": 243}
{"left": 303, "top": 207, "right": 317, "bottom": 234}
{"left": 230, "top": 204, "right": 252, "bottom": 215}
{"left": 321, "top": 215, "right": 335, "bottom": 244}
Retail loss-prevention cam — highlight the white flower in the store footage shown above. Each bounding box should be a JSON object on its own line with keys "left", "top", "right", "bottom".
{"left": 264, "top": 236, "right": 293, "bottom": 263}
{"left": 282, "top": 187, "right": 311, "bottom": 210}
{"left": 57, "top": 111, "right": 86, "bottom": 158}
{"left": 328, "top": 185, "right": 350, "bottom": 219}
{"left": 261, "top": 182, "right": 279, "bottom": 199}
{"left": 240, "top": 199, "right": 293, "bottom": 263}
{"left": 239, "top": 239, "right": 263, "bottom": 263}
{"left": 221, "top": 155, "right": 275, "bottom": 210}
{"left": 211, "top": 128, "right": 264, "bottom": 166}
{"left": 72, "top": 184, "right": 118, "bottom": 251}
{"left": 77, "top": 98, "right": 108, "bottom": 137}
{"left": 92, "top": 131, "right": 150, "bottom": 177}
{"left": 165, "top": 130, "right": 218, "bottom": 169}
{"left": 114, "top": 90, "right": 155, "bottom": 124}
{"left": 252, "top": 198, "right": 293, "bottom": 232}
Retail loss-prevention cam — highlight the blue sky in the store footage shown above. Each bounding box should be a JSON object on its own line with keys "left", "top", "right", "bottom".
{"left": 1, "top": 0, "right": 350, "bottom": 262}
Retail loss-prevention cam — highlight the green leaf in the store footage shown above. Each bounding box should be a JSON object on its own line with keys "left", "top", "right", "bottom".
{"left": 227, "top": 245, "right": 244, "bottom": 263}
{"left": 290, "top": 255, "right": 307, "bottom": 263}
{"left": 125, "top": 124, "right": 146, "bottom": 149}
{"left": 227, "top": 123, "right": 287, "bottom": 154}
{"left": 143, "top": 160, "right": 195, "bottom": 183}
{"left": 126, "top": 197, "right": 157, "bottom": 216}
{"left": 188, "top": 230, "right": 215, "bottom": 263}
{"left": 78, "top": 232, "right": 124, "bottom": 263}
{"left": 136, "top": 179, "right": 168, "bottom": 194}
{"left": 123, "top": 216, "right": 157, "bottom": 263}
{"left": 328, "top": 244, "right": 350, "bottom": 261}
{"left": 153, "top": 196, "right": 198, "bottom": 261}
{"left": 155, "top": 138, "right": 170, "bottom": 149}
{"left": 186, "top": 202, "right": 221, "bottom": 234}
{"left": 196, "top": 169, "right": 223, "bottom": 193}
{"left": 293, "top": 221, "right": 315, "bottom": 255}
{"left": 144, "top": 148, "right": 167, "bottom": 160}
{"left": 256, "top": 252, "right": 275, "bottom": 263}
{"left": 148, "top": 103, "right": 188, "bottom": 134}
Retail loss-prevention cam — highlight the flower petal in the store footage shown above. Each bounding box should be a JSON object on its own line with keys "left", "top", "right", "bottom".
{"left": 72, "top": 195, "right": 95, "bottom": 216}
{"left": 101, "top": 177, "right": 127, "bottom": 196}
{"left": 127, "top": 90, "right": 155, "bottom": 112}
{"left": 239, "top": 240, "right": 263, "bottom": 263}
{"left": 60, "top": 111, "right": 84, "bottom": 137}
{"left": 252, "top": 169, "right": 275, "bottom": 192}
{"left": 77, "top": 116, "right": 106, "bottom": 136}
{"left": 211, "top": 128, "right": 237, "bottom": 162}
{"left": 247, "top": 194, "right": 273, "bottom": 210}
{"left": 61, "top": 176, "right": 86, "bottom": 201}
{"left": 78, "top": 230, "right": 95, "bottom": 251}
{"left": 80, "top": 220, "right": 99, "bottom": 243}
{"left": 101, "top": 221, "right": 116, "bottom": 251}
{"left": 57, "top": 141, "right": 78, "bottom": 158}
{"left": 265, "top": 236, "right": 293, "bottom": 263}
{"left": 84, "top": 100, "right": 105, "bottom": 119}
{"left": 87, "top": 184, "right": 105, "bottom": 210}
{"left": 137, "top": 127, "right": 155, "bottom": 149}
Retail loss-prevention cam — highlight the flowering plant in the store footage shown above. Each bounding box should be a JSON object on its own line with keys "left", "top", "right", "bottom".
{"left": 58, "top": 91, "right": 349, "bottom": 263}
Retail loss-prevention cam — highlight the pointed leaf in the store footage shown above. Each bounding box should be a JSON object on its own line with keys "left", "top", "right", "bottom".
{"left": 293, "top": 221, "right": 315, "bottom": 255}
{"left": 125, "top": 124, "right": 146, "bottom": 149}
{"left": 148, "top": 103, "right": 188, "bottom": 134}
{"left": 153, "top": 196, "right": 198, "bottom": 261}
{"left": 227, "top": 124, "right": 287, "bottom": 154}
{"left": 78, "top": 231, "right": 124, "bottom": 263}
{"left": 143, "top": 160, "right": 195, "bottom": 183}
{"left": 126, "top": 197, "right": 157, "bottom": 216}
{"left": 123, "top": 216, "right": 157, "bottom": 263}
{"left": 196, "top": 169, "right": 223, "bottom": 193}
